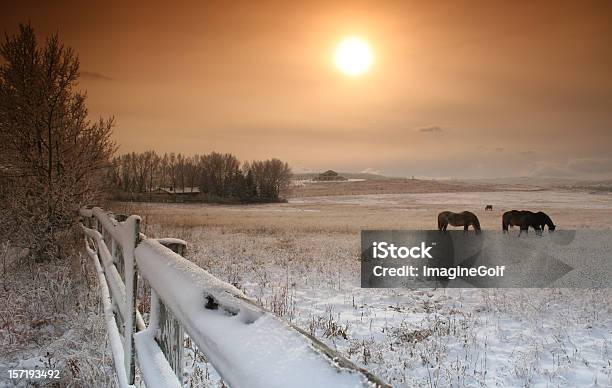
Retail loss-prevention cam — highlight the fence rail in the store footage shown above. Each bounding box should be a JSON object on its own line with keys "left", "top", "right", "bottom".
{"left": 80, "top": 206, "right": 388, "bottom": 388}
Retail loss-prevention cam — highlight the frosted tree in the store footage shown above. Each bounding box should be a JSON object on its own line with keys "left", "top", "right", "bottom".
{"left": 248, "top": 159, "right": 292, "bottom": 200}
{"left": 0, "top": 24, "right": 116, "bottom": 261}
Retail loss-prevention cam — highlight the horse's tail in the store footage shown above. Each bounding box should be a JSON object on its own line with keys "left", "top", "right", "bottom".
{"left": 474, "top": 217, "right": 481, "bottom": 232}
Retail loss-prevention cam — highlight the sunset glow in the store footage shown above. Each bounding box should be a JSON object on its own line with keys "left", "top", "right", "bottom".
{"left": 334, "top": 37, "right": 373, "bottom": 76}
{"left": 3, "top": 2, "right": 610, "bottom": 178}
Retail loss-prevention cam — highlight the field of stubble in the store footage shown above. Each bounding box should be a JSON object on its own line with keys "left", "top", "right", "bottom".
{"left": 117, "top": 189, "right": 612, "bottom": 387}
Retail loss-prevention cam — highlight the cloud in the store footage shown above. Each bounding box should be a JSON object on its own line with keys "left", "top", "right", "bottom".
{"left": 495, "top": 147, "right": 504, "bottom": 152}
{"left": 81, "top": 70, "right": 114, "bottom": 81}
{"left": 519, "top": 150, "right": 535, "bottom": 155}
{"left": 361, "top": 167, "right": 382, "bottom": 175}
{"left": 416, "top": 125, "right": 442, "bottom": 133}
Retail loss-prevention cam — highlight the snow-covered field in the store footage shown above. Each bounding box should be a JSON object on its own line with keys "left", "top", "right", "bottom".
{"left": 3, "top": 190, "right": 608, "bottom": 387}
{"left": 131, "top": 189, "right": 612, "bottom": 387}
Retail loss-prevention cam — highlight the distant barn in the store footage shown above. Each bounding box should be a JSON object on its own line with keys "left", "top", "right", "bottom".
{"left": 152, "top": 187, "right": 200, "bottom": 196}
{"left": 313, "top": 170, "right": 348, "bottom": 182}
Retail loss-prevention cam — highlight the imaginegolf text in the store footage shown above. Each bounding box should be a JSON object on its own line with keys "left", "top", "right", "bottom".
{"left": 372, "top": 265, "right": 506, "bottom": 279}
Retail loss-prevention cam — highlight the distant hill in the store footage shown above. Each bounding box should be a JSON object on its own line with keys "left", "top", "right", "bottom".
{"left": 464, "top": 176, "right": 612, "bottom": 191}
{"left": 292, "top": 173, "right": 612, "bottom": 193}
{"left": 463, "top": 176, "right": 567, "bottom": 187}
{"left": 558, "top": 179, "right": 612, "bottom": 193}
{"left": 292, "top": 172, "right": 391, "bottom": 181}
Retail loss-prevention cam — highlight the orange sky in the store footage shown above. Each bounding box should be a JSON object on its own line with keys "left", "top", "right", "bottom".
{"left": 2, "top": 0, "right": 611, "bottom": 178}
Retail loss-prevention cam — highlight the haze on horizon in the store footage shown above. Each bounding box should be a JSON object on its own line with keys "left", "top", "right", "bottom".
{"left": 2, "top": 0, "right": 611, "bottom": 179}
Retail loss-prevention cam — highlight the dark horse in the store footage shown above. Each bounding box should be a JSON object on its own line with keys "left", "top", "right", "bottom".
{"left": 485, "top": 205, "right": 493, "bottom": 211}
{"left": 438, "top": 211, "right": 481, "bottom": 233}
{"left": 502, "top": 210, "right": 555, "bottom": 235}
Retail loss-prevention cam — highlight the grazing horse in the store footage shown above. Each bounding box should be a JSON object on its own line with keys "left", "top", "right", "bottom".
{"left": 502, "top": 210, "right": 555, "bottom": 235}
{"left": 438, "top": 211, "right": 481, "bottom": 233}
{"left": 502, "top": 210, "right": 534, "bottom": 235}
{"left": 485, "top": 205, "right": 493, "bottom": 211}
{"left": 535, "top": 211, "right": 556, "bottom": 232}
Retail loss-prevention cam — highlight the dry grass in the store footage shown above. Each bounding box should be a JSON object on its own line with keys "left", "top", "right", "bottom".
{"left": 117, "top": 198, "right": 612, "bottom": 238}
{"left": 0, "top": 249, "right": 115, "bottom": 387}
{"left": 287, "top": 178, "right": 519, "bottom": 198}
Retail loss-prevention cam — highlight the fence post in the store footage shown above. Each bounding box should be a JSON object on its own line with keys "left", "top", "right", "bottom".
{"left": 125, "top": 217, "right": 141, "bottom": 385}
{"left": 156, "top": 240, "right": 186, "bottom": 382}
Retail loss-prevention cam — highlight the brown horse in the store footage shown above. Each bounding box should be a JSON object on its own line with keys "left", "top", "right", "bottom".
{"left": 502, "top": 210, "right": 555, "bottom": 235}
{"left": 485, "top": 205, "right": 493, "bottom": 211}
{"left": 438, "top": 211, "right": 481, "bottom": 233}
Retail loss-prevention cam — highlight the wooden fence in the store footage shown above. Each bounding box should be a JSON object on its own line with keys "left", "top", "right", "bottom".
{"left": 80, "top": 206, "right": 388, "bottom": 388}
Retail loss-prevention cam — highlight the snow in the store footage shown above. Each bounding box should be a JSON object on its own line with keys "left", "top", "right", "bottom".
{"left": 81, "top": 214, "right": 180, "bottom": 387}
{"left": 134, "top": 238, "right": 377, "bottom": 388}
{"left": 133, "top": 285, "right": 182, "bottom": 388}
{"left": 139, "top": 190, "right": 611, "bottom": 386}
{"left": 73, "top": 192, "right": 612, "bottom": 386}
{"left": 84, "top": 232, "right": 133, "bottom": 388}
{"left": 134, "top": 329, "right": 182, "bottom": 388}
{"left": 90, "top": 207, "right": 142, "bottom": 373}
{"left": 79, "top": 207, "right": 93, "bottom": 218}
{"left": 188, "top": 228, "right": 612, "bottom": 386}
{"left": 81, "top": 224, "right": 146, "bottom": 331}
{"left": 155, "top": 237, "right": 188, "bottom": 247}
{"left": 82, "top": 226, "right": 128, "bottom": 317}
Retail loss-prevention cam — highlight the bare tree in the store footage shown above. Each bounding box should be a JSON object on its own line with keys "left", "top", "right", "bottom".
{"left": 248, "top": 159, "right": 292, "bottom": 199}
{"left": 199, "top": 152, "right": 241, "bottom": 197}
{"left": 0, "top": 24, "right": 116, "bottom": 261}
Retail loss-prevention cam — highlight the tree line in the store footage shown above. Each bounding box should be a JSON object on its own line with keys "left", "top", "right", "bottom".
{"left": 108, "top": 151, "right": 292, "bottom": 202}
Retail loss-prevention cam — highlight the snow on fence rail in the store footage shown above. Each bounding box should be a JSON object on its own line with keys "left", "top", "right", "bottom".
{"left": 80, "top": 206, "right": 388, "bottom": 388}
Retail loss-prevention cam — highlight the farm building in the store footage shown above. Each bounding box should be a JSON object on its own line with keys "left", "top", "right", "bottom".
{"left": 313, "top": 170, "right": 348, "bottom": 181}
{"left": 152, "top": 187, "right": 201, "bottom": 196}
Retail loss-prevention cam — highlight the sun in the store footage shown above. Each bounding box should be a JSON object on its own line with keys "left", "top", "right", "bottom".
{"left": 334, "top": 37, "right": 374, "bottom": 76}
